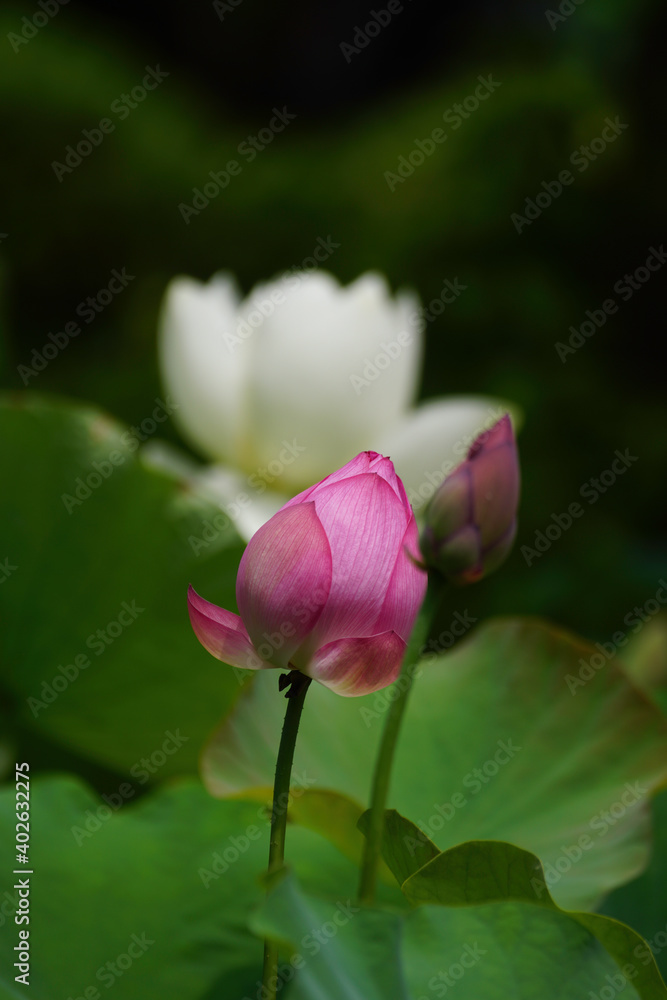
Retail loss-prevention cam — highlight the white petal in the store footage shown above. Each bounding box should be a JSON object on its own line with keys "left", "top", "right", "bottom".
{"left": 241, "top": 270, "right": 423, "bottom": 489}
{"left": 158, "top": 273, "right": 250, "bottom": 465}
{"left": 141, "top": 441, "right": 285, "bottom": 542}
{"left": 374, "top": 397, "right": 520, "bottom": 514}
{"left": 196, "top": 466, "right": 289, "bottom": 541}
{"left": 140, "top": 438, "right": 202, "bottom": 480}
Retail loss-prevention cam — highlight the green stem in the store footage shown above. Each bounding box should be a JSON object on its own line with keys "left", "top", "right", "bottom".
{"left": 358, "top": 576, "right": 443, "bottom": 904}
{"left": 261, "top": 670, "right": 312, "bottom": 1000}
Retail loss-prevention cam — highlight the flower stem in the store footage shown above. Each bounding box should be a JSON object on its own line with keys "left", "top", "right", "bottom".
{"left": 358, "top": 577, "right": 443, "bottom": 904}
{"left": 261, "top": 670, "right": 312, "bottom": 1000}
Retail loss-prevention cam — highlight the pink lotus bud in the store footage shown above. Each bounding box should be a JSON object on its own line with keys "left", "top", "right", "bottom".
{"left": 420, "top": 415, "right": 519, "bottom": 584}
{"left": 188, "top": 452, "right": 427, "bottom": 696}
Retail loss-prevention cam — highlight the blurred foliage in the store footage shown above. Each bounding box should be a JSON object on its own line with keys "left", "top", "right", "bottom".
{"left": 204, "top": 617, "right": 667, "bottom": 912}
{"left": 0, "top": 775, "right": 368, "bottom": 999}
{"left": 0, "top": 396, "right": 246, "bottom": 780}
{"left": 256, "top": 851, "right": 667, "bottom": 1000}
{"left": 0, "top": 2, "right": 666, "bottom": 994}
{"left": 1, "top": 0, "right": 665, "bottom": 645}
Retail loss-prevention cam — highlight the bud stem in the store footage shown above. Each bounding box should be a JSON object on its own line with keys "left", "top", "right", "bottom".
{"left": 358, "top": 576, "right": 444, "bottom": 903}
{"left": 262, "top": 669, "right": 312, "bottom": 1000}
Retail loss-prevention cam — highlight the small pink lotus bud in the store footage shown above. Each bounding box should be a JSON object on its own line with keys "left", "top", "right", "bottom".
{"left": 420, "top": 415, "right": 520, "bottom": 584}
{"left": 188, "top": 452, "right": 427, "bottom": 696}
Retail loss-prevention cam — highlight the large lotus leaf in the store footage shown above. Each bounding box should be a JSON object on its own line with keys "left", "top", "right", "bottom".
{"left": 0, "top": 774, "right": 362, "bottom": 999}
{"left": 254, "top": 841, "right": 667, "bottom": 1000}
{"left": 204, "top": 618, "right": 667, "bottom": 910}
{"left": 622, "top": 611, "right": 667, "bottom": 715}
{"left": 0, "top": 394, "right": 246, "bottom": 777}
{"left": 600, "top": 791, "right": 667, "bottom": 979}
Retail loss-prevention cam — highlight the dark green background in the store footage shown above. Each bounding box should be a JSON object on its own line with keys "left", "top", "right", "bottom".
{"left": 1, "top": 5, "right": 667, "bottom": 995}
{"left": 1, "top": 0, "right": 665, "bottom": 756}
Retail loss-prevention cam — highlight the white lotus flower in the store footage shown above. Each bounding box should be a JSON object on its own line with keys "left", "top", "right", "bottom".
{"left": 158, "top": 269, "right": 515, "bottom": 539}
